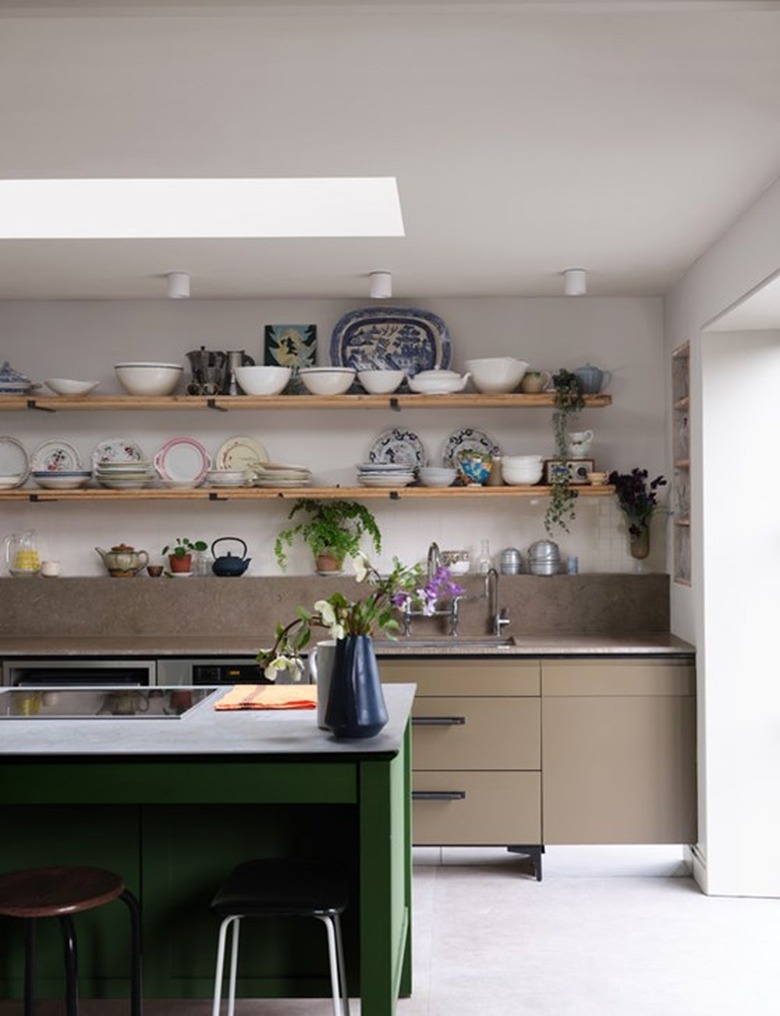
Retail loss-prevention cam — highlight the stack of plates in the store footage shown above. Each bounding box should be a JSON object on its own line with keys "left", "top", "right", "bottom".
{"left": 95, "top": 460, "right": 155, "bottom": 490}
{"left": 31, "top": 470, "right": 92, "bottom": 490}
{"left": 356, "top": 463, "right": 417, "bottom": 488}
{"left": 253, "top": 462, "right": 312, "bottom": 488}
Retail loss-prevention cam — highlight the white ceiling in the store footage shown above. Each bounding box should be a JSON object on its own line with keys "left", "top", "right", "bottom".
{"left": 2, "top": 0, "right": 780, "bottom": 301}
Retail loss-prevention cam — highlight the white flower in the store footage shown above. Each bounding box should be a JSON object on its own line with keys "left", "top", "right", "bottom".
{"left": 265, "top": 655, "right": 304, "bottom": 683}
{"left": 352, "top": 551, "right": 369, "bottom": 583}
{"left": 315, "top": 599, "right": 337, "bottom": 626}
{"left": 329, "top": 621, "right": 346, "bottom": 641}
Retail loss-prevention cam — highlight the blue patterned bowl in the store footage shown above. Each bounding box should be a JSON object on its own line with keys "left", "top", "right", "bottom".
{"left": 456, "top": 452, "right": 492, "bottom": 486}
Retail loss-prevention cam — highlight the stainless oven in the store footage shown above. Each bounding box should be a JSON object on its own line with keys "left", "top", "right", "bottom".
{"left": 156, "top": 657, "right": 271, "bottom": 686}
{"left": 2, "top": 659, "right": 156, "bottom": 688}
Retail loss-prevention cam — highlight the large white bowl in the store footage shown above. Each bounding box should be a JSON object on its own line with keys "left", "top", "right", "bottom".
{"left": 418, "top": 466, "right": 457, "bottom": 488}
{"left": 44, "top": 378, "right": 100, "bottom": 396}
{"left": 299, "top": 367, "right": 355, "bottom": 396}
{"left": 114, "top": 362, "right": 183, "bottom": 396}
{"left": 465, "top": 357, "right": 529, "bottom": 394}
{"left": 234, "top": 365, "right": 291, "bottom": 396}
{"left": 502, "top": 461, "right": 543, "bottom": 485}
{"left": 357, "top": 369, "right": 406, "bottom": 395}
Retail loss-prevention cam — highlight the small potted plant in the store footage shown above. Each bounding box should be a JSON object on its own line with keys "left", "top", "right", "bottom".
{"left": 274, "top": 499, "right": 382, "bottom": 573}
{"left": 162, "top": 536, "right": 208, "bottom": 575}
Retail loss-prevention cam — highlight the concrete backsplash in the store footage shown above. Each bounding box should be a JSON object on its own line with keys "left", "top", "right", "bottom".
{"left": 0, "top": 574, "right": 669, "bottom": 640}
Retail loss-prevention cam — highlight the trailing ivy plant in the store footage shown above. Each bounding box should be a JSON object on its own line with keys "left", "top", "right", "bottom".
{"left": 274, "top": 498, "right": 382, "bottom": 571}
{"left": 543, "top": 369, "right": 585, "bottom": 536}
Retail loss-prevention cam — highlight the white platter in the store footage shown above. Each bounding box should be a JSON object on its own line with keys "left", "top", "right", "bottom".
{"left": 0, "top": 436, "right": 30, "bottom": 486}
{"left": 215, "top": 436, "right": 269, "bottom": 475}
{"left": 154, "top": 436, "right": 210, "bottom": 486}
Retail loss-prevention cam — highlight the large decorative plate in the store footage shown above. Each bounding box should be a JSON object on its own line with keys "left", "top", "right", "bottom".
{"left": 30, "top": 439, "right": 83, "bottom": 473}
{"left": 368, "top": 428, "right": 427, "bottom": 468}
{"left": 442, "top": 428, "right": 501, "bottom": 468}
{"left": 154, "top": 437, "right": 211, "bottom": 487}
{"left": 330, "top": 307, "right": 452, "bottom": 375}
{"left": 0, "top": 435, "right": 30, "bottom": 486}
{"left": 92, "top": 438, "right": 145, "bottom": 469}
{"left": 215, "top": 436, "right": 269, "bottom": 475}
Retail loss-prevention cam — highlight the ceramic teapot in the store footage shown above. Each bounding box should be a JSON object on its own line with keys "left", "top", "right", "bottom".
{"left": 573, "top": 362, "right": 612, "bottom": 394}
{"left": 3, "top": 529, "right": 41, "bottom": 577}
{"left": 211, "top": 537, "right": 251, "bottom": 577}
{"left": 95, "top": 543, "right": 149, "bottom": 577}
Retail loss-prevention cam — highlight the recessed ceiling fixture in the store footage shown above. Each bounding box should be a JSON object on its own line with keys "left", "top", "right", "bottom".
{"left": 563, "top": 268, "right": 587, "bottom": 296}
{"left": 167, "top": 272, "right": 190, "bottom": 299}
{"left": 369, "top": 271, "right": 393, "bottom": 299}
{"left": 0, "top": 178, "right": 404, "bottom": 239}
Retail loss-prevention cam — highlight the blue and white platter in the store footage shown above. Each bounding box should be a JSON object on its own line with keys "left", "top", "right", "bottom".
{"left": 330, "top": 307, "right": 452, "bottom": 376}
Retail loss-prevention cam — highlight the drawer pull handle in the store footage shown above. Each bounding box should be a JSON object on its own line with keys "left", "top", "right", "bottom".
{"left": 412, "top": 791, "right": 467, "bottom": 801}
{"left": 412, "top": 716, "right": 466, "bottom": 726}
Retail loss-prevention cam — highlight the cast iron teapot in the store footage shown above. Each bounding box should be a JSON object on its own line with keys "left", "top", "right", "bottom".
{"left": 211, "top": 536, "right": 251, "bottom": 577}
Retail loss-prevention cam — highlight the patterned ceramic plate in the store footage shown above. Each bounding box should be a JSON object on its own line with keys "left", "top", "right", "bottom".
{"left": 368, "top": 428, "right": 426, "bottom": 468}
{"left": 154, "top": 436, "right": 211, "bottom": 486}
{"left": 30, "top": 439, "right": 83, "bottom": 473}
{"left": 441, "top": 428, "right": 501, "bottom": 468}
{"left": 92, "top": 438, "right": 146, "bottom": 469}
{"left": 215, "top": 436, "right": 269, "bottom": 474}
{"left": 330, "top": 307, "right": 451, "bottom": 376}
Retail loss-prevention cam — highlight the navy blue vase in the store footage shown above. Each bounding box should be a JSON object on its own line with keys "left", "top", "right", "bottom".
{"left": 324, "top": 635, "right": 388, "bottom": 739}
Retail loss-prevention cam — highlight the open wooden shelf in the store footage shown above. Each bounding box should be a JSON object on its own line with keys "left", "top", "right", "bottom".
{"left": 0, "top": 392, "right": 613, "bottom": 413}
{"left": 0, "top": 484, "right": 616, "bottom": 504}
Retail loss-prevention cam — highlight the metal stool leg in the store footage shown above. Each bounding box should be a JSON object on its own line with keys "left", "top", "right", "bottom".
{"left": 119, "top": 888, "right": 143, "bottom": 1016}
{"left": 332, "top": 913, "right": 350, "bottom": 1016}
{"left": 212, "top": 914, "right": 241, "bottom": 1016}
{"left": 226, "top": 917, "right": 241, "bottom": 1016}
{"left": 58, "top": 914, "right": 79, "bottom": 1016}
{"left": 23, "top": 918, "right": 36, "bottom": 1016}
{"left": 318, "top": 914, "right": 350, "bottom": 1016}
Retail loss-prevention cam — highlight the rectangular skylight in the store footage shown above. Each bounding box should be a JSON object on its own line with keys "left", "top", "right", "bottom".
{"left": 0, "top": 177, "right": 405, "bottom": 238}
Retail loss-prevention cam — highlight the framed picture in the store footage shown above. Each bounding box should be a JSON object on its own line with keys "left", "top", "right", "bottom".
{"left": 544, "top": 458, "right": 595, "bottom": 485}
{"left": 263, "top": 324, "right": 317, "bottom": 370}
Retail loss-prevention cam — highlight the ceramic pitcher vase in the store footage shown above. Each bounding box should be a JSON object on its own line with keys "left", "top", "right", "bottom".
{"left": 324, "top": 635, "right": 388, "bottom": 739}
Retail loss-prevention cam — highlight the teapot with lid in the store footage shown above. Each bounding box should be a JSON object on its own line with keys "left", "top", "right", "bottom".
{"left": 3, "top": 529, "right": 41, "bottom": 577}
{"left": 573, "top": 362, "right": 612, "bottom": 394}
{"left": 211, "top": 536, "right": 251, "bottom": 577}
{"left": 95, "top": 543, "right": 149, "bottom": 577}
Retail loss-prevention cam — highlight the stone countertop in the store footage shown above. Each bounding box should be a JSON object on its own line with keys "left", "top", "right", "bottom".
{"left": 0, "top": 632, "right": 694, "bottom": 658}
{"left": 0, "top": 684, "right": 416, "bottom": 756}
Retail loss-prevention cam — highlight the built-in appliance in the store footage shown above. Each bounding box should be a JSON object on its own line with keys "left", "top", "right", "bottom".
{"left": 2, "top": 659, "right": 156, "bottom": 688}
{"left": 156, "top": 657, "right": 271, "bottom": 686}
{"left": 0, "top": 686, "right": 218, "bottom": 720}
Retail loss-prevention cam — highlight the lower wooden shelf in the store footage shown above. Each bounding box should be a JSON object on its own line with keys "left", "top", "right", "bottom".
{"left": 0, "top": 484, "right": 615, "bottom": 503}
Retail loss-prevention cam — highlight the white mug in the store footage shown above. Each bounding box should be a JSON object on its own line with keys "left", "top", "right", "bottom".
{"left": 308, "top": 640, "right": 338, "bottom": 730}
{"left": 40, "top": 560, "right": 61, "bottom": 577}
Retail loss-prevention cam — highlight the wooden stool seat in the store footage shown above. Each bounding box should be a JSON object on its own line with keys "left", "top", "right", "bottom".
{"left": 0, "top": 865, "right": 142, "bottom": 1016}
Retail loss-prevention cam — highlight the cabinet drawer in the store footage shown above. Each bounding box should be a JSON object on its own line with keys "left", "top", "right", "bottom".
{"left": 380, "top": 657, "right": 540, "bottom": 696}
{"left": 542, "top": 658, "right": 695, "bottom": 697}
{"left": 412, "top": 771, "right": 541, "bottom": 844}
{"left": 412, "top": 697, "right": 540, "bottom": 770}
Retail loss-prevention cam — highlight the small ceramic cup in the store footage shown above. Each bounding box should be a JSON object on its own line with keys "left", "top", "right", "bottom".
{"left": 147, "top": 565, "right": 164, "bottom": 578}
{"left": 40, "top": 560, "right": 60, "bottom": 577}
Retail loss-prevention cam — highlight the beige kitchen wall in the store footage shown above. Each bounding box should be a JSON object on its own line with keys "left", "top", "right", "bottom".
{"left": 0, "top": 295, "right": 665, "bottom": 576}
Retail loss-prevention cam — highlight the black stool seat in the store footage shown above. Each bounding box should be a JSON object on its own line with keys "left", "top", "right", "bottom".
{"left": 0, "top": 865, "right": 142, "bottom": 1016}
{"left": 210, "top": 858, "right": 350, "bottom": 1016}
{"left": 0, "top": 866, "right": 126, "bottom": 918}
{"left": 210, "top": 858, "right": 349, "bottom": 918}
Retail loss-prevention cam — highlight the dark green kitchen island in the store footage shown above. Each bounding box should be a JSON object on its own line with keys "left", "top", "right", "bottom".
{"left": 0, "top": 684, "right": 415, "bottom": 1016}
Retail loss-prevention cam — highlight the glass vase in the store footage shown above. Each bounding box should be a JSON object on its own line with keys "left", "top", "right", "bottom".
{"left": 629, "top": 527, "right": 650, "bottom": 573}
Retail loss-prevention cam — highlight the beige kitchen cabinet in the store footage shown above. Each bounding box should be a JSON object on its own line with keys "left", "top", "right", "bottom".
{"left": 541, "top": 658, "right": 696, "bottom": 844}
{"left": 379, "top": 658, "right": 543, "bottom": 872}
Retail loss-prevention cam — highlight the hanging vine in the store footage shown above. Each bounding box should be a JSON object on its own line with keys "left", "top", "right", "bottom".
{"left": 543, "top": 369, "right": 586, "bottom": 536}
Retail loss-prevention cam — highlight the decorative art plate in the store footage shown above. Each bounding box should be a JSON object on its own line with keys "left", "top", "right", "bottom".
{"left": 368, "top": 428, "right": 426, "bottom": 468}
{"left": 30, "top": 439, "right": 83, "bottom": 473}
{"left": 215, "top": 436, "right": 269, "bottom": 475}
{"left": 153, "top": 437, "right": 211, "bottom": 486}
{"left": 442, "top": 428, "right": 501, "bottom": 468}
{"left": 92, "top": 439, "right": 145, "bottom": 469}
{"left": 330, "top": 307, "right": 452, "bottom": 376}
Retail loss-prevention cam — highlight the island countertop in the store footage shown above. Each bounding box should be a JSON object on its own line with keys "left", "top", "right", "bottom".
{"left": 0, "top": 683, "right": 416, "bottom": 756}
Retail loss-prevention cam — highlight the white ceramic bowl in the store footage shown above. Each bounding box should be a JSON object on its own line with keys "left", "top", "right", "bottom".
{"left": 502, "top": 454, "right": 543, "bottom": 467}
{"left": 0, "top": 473, "right": 26, "bottom": 490}
{"left": 407, "top": 370, "right": 469, "bottom": 394}
{"left": 206, "top": 469, "right": 249, "bottom": 487}
{"left": 234, "top": 365, "right": 291, "bottom": 396}
{"left": 115, "top": 362, "right": 183, "bottom": 396}
{"left": 32, "top": 470, "right": 92, "bottom": 490}
{"left": 502, "top": 460, "right": 543, "bottom": 485}
{"left": 418, "top": 466, "right": 457, "bottom": 488}
{"left": 44, "top": 378, "right": 100, "bottom": 396}
{"left": 357, "top": 369, "right": 406, "bottom": 395}
{"left": 465, "top": 357, "right": 529, "bottom": 394}
{"left": 299, "top": 367, "right": 356, "bottom": 396}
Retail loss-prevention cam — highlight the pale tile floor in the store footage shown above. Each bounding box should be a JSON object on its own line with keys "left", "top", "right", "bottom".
{"left": 3, "top": 847, "right": 780, "bottom": 1016}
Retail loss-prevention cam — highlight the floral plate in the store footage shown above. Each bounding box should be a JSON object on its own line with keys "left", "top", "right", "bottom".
{"left": 442, "top": 428, "right": 501, "bottom": 468}
{"left": 330, "top": 307, "right": 451, "bottom": 376}
{"left": 367, "top": 428, "right": 427, "bottom": 468}
{"left": 30, "top": 439, "right": 83, "bottom": 473}
{"left": 92, "top": 438, "right": 145, "bottom": 469}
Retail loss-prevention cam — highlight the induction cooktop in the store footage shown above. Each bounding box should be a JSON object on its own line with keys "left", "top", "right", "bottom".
{"left": 0, "top": 686, "right": 218, "bottom": 720}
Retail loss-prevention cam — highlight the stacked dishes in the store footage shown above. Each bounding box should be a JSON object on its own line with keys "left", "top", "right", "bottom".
{"left": 356, "top": 463, "right": 416, "bottom": 488}
{"left": 206, "top": 469, "right": 251, "bottom": 488}
{"left": 95, "top": 460, "right": 155, "bottom": 490}
{"left": 29, "top": 439, "right": 91, "bottom": 488}
{"left": 253, "top": 462, "right": 312, "bottom": 488}
{"left": 32, "top": 470, "right": 92, "bottom": 490}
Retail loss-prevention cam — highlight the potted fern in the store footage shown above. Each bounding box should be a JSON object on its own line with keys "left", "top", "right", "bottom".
{"left": 274, "top": 499, "right": 382, "bottom": 573}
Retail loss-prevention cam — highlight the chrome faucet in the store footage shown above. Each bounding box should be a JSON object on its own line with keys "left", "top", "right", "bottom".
{"left": 427, "top": 541, "right": 442, "bottom": 582}
{"left": 485, "top": 567, "right": 510, "bottom": 637}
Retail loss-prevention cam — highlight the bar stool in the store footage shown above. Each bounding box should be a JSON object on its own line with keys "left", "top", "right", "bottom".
{"left": 0, "top": 865, "right": 142, "bottom": 1016}
{"left": 210, "top": 858, "right": 350, "bottom": 1016}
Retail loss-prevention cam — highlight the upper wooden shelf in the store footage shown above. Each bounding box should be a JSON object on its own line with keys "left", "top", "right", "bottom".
{"left": 0, "top": 484, "right": 615, "bottom": 503}
{"left": 0, "top": 392, "right": 613, "bottom": 413}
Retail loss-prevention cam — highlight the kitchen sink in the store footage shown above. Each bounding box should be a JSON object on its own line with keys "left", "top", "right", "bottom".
{"left": 374, "top": 635, "right": 516, "bottom": 650}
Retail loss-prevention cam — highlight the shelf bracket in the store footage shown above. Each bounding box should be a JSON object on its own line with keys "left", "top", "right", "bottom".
{"left": 389, "top": 397, "right": 401, "bottom": 413}
{"left": 27, "top": 399, "right": 56, "bottom": 413}
{"left": 27, "top": 493, "right": 47, "bottom": 502}
{"left": 388, "top": 490, "right": 399, "bottom": 501}
{"left": 208, "top": 492, "right": 228, "bottom": 501}
{"left": 206, "top": 398, "right": 228, "bottom": 413}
